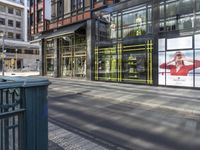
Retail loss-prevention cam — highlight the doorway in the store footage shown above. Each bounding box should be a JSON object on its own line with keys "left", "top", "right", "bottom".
{"left": 61, "top": 45, "right": 86, "bottom": 78}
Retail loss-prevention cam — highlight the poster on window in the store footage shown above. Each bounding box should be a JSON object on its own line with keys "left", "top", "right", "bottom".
{"left": 195, "top": 51, "right": 200, "bottom": 87}
{"left": 159, "top": 50, "right": 195, "bottom": 87}
{"left": 158, "top": 52, "right": 165, "bottom": 85}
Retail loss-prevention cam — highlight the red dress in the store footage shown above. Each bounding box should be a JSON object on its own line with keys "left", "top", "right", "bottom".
{"left": 160, "top": 60, "right": 200, "bottom": 76}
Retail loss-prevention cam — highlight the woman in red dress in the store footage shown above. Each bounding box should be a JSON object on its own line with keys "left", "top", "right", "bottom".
{"left": 160, "top": 52, "right": 200, "bottom": 76}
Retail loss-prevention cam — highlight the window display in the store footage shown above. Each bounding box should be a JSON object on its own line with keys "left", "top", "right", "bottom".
{"left": 122, "top": 52, "right": 146, "bottom": 81}
{"left": 97, "top": 48, "right": 117, "bottom": 81}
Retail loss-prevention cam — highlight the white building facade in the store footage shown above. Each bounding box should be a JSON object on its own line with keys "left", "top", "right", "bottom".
{"left": 0, "top": 0, "right": 39, "bottom": 72}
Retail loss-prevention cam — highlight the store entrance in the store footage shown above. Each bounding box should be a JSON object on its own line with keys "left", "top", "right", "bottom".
{"left": 61, "top": 45, "right": 86, "bottom": 78}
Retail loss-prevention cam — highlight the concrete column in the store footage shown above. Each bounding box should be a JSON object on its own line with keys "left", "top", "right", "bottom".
{"left": 53, "top": 38, "right": 58, "bottom": 77}
{"left": 152, "top": 0, "right": 160, "bottom": 86}
{"left": 39, "top": 40, "right": 43, "bottom": 76}
{"left": 86, "top": 19, "right": 95, "bottom": 80}
{"left": 40, "top": 39, "right": 46, "bottom": 76}
{"left": 24, "top": 0, "right": 28, "bottom": 42}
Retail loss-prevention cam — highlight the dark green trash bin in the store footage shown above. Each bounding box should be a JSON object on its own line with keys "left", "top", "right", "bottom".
{"left": 0, "top": 76, "right": 50, "bottom": 150}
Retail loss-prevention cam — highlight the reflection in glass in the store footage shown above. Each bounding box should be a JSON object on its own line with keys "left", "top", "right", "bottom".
{"left": 46, "top": 58, "right": 54, "bottom": 75}
{"left": 62, "top": 57, "right": 72, "bottom": 77}
{"left": 122, "top": 8, "right": 147, "bottom": 37}
{"left": 75, "top": 56, "right": 86, "bottom": 77}
{"left": 97, "top": 47, "right": 117, "bottom": 81}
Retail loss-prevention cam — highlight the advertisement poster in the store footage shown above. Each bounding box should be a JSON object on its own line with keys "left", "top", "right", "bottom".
{"left": 158, "top": 52, "right": 165, "bottom": 85}
{"left": 195, "top": 51, "right": 200, "bottom": 87}
{"left": 159, "top": 50, "right": 194, "bottom": 87}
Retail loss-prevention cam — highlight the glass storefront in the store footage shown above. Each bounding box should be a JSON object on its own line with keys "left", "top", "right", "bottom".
{"left": 158, "top": 0, "right": 200, "bottom": 88}
{"left": 159, "top": 0, "right": 200, "bottom": 32}
{"left": 44, "top": 30, "right": 86, "bottom": 78}
{"left": 94, "top": 2, "right": 153, "bottom": 84}
{"left": 60, "top": 33, "right": 86, "bottom": 78}
{"left": 45, "top": 39, "right": 55, "bottom": 76}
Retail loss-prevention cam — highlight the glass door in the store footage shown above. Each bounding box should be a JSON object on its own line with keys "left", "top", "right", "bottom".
{"left": 74, "top": 56, "right": 86, "bottom": 77}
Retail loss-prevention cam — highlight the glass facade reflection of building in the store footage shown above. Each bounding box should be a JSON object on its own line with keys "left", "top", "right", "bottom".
{"left": 93, "top": 0, "right": 200, "bottom": 88}
{"left": 94, "top": 1, "right": 154, "bottom": 84}
{"left": 158, "top": 0, "right": 200, "bottom": 88}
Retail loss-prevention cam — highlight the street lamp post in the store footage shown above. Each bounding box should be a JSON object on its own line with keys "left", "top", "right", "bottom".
{"left": 0, "top": 32, "right": 5, "bottom": 76}
{"left": 15, "top": 49, "right": 18, "bottom": 70}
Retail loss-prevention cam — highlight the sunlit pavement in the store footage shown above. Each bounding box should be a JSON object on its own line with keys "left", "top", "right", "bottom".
{"left": 0, "top": 71, "right": 39, "bottom": 76}
{"left": 48, "top": 78, "right": 200, "bottom": 150}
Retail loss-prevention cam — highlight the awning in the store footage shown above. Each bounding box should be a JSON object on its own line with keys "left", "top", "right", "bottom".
{"left": 0, "top": 40, "right": 39, "bottom": 50}
{"left": 42, "top": 22, "right": 86, "bottom": 39}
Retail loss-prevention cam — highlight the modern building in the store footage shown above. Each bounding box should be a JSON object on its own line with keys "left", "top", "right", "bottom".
{"left": 30, "top": 0, "right": 200, "bottom": 88}
{"left": 0, "top": 0, "right": 39, "bottom": 72}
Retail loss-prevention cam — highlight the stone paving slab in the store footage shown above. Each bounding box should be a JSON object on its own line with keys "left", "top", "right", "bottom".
{"left": 48, "top": 122, "right": 108, "bottom": 150}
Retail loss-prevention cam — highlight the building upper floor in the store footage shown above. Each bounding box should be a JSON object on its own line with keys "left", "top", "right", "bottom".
{"left": 30, "top": 0, "right": 123, "bottom": 36}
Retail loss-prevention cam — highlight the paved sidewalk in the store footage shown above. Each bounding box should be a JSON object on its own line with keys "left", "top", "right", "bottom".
{"left": 49, "top": 78, "right": 200, "bottom": 115}
{"left": 48, "top": 122, "right": 108, "bottom": 150}
{"left": 48, "top": 78, "right": 200, "bottom": 150}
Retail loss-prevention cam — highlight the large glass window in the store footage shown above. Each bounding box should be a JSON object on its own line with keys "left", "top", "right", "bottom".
{"left": 122, "top": 49, "right": 147, "bottom": 82}
{"left": 158, "top": 36, "right": 200, "bottom": 87}
{"left": 159, "top": 0, "right": 195, "bottom": 31}
{"left": 45, "top": 39, "right": 55, "bottom": 76}
{"left": 122, "top": 6, "right": 148, "bottom": 38}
